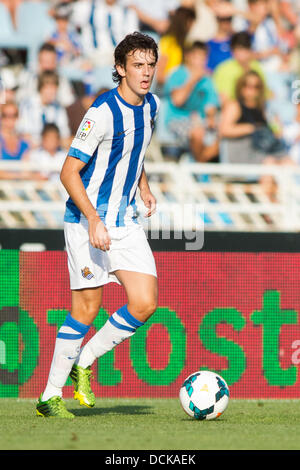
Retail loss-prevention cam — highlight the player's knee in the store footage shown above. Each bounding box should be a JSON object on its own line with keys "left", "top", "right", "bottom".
{"left": 77, "top": 301, "right": 100, "bottom": 324}
{"left": 130, "top": 298, "right": 157, "bottom": 320}
{"left": 144, "top": 299, "right": 157, "bottom": 318}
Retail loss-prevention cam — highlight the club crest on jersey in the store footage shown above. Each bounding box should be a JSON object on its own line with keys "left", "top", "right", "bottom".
{"left": 81, "top": 267, "right": 94, "bottom": 280}
{"left": 77, "top": 119, "right": 95, "bottom": 141}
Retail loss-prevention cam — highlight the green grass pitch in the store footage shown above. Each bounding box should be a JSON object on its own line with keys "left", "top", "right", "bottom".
{"left": 0, "top": 398, "right": 299, "bottom": 450}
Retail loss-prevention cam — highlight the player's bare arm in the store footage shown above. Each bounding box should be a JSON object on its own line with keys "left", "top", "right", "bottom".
{"left": 139, "top": 166, "right": 156, "bottom": 217}
{"left": 60, "top": 155, "right": 111, "bottom": 251}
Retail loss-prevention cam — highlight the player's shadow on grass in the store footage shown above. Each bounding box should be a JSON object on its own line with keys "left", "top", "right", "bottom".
{"left": 70, "top": 405, "right": 153, "bottom": 417}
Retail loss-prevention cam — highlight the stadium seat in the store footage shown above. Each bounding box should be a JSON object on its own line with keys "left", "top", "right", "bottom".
{"left": 61, "top": 65, "right": 116, "bottom": 93}
{"left": 16, "top": 1, "right": 55, "bottom": 38}
{"left": 0, "top": 3, "right": 29, "bottom": 52}
{"left": 15, "top": 1, "right": 56, "bottom": 65}
{"left": 0, "top": 3, "right": 15, "bottom": 36}
{"left": 91, "top": 66, "right": 115, "bottom": 93}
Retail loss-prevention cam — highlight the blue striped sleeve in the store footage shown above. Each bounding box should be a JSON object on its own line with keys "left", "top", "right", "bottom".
{"left": 68, "top": 147, "right": 92, "bottom": 163}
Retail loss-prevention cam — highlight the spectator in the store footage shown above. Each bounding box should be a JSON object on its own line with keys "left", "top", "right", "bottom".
{"left": 206, "top": 13, "right": 233, "bottom": 72}
{"left": 0, "top": 0, "right": 23, "bottom": 28}
{"left": 279, "top": 0, "right": 300, "bottom": 42}
{"left": 247, "top": 0, "right": 286, "bottom": 73}
{"left": 213, "top": 31, "right": 268, "bottom": 106}
{"left": 281, "top": 101, "right": 300, "bottom": 164}
{"left": 156, "top": 6, "right": 196, "bottom": 87}
{"left": 246, "top": 0, "right": 295, "bottom": 119}
{"left": 66, "top": 86, "right": 109, "bottom": 137}
{"left": 126, "top": 0, "right": 179, "bottom": 36}
{"left": 0, "top": 101, "right": 31, "bottom": 180}
{"left": 207, "top": 0, "right": 252, "bottom": 34}
{"left": 18, "top": 71, "right": 71, "bottom": 148}
{"left": 49, "top": 0, "right": 75, "bottom": 10}
{"left": 71, "top": 0, "right": 139, "bottom": 67}
{"left": 182, "top": 0, "right": 218, "bottom": 42}
{"left": 0, "top": 68, "right": 19, "bottom": 103}
{"left": 48, "top": 2, "right": 82, "bottom": 67}
{"left": 164, "top": 41, "right": 219, "bottom": 162}
{"left": 219, "top": 70, "right": 290, "bottom": 166}
{"left": 29, "top": 123, "right": 66, "bottom": 182}
{"left": 219, "top": 70, "right": 293, "bottom": 196}
{"left": 17, "top": 42, "right": 75, "bottom": 108}
{"left": 278, "top": 0, "right": 300, "bottom": 75}
{"left": 0, "top": 101, "right": 30, "bottom": 160}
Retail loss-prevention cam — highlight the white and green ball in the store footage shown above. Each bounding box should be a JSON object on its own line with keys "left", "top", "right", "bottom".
{"left": 179, "top": 370, "right": 229, "bottom": 420}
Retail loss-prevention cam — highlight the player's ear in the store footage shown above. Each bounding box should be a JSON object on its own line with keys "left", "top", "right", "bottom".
{"left": 116, "top": 63, "right": 126, "bottom": 79}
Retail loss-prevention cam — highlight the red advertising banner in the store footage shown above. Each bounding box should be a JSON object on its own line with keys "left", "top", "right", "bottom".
{"left": 1, "top": 250, "right": 300, "bottom": 398}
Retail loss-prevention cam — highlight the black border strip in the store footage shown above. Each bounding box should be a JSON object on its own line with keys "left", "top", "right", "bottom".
{"left": 1, "top": 229, "right": 300, "bottom": 252}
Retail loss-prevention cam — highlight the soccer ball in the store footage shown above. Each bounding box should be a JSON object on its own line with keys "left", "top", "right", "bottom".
{"left": 179, "top": 370, "right": 229, "bottom": 420}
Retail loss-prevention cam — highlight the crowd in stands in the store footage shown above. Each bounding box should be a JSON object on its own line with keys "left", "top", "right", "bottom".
{"left": 0, "top": 0, "right": 299, "bottom": 188}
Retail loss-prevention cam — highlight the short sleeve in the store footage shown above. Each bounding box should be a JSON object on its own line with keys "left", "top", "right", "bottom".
{"left": 153, "top": 94, "right": 160, "bottom": 122}
{"left": 68, "top": 106, "right": 105, "bottom": 163}
{"left": 213, "top": 62, "right": 235, "bottom": 100}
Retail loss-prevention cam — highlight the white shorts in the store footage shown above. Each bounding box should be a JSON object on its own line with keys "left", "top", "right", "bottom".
{"left": 64, "top": 219, "right": 157, "bottom": 290}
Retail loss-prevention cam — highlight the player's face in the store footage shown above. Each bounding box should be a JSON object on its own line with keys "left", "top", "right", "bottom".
{"left": 117, "top": 49, "right": 157, "bottom": 103}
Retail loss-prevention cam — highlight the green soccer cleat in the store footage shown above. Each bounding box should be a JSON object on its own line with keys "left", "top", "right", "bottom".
{"left": 36, "top": 395, "right": 75, "bottom": 419}
{"left": 70, "top": 364, "right": 95, "bottom": 408}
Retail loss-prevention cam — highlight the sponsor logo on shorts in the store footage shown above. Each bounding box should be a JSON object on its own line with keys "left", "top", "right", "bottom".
{"left": 81, "top": 266, "right": 94, "bottom": 280}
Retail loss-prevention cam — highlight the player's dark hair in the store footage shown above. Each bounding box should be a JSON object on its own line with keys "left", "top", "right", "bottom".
{"left": 230, "top": 31, "right": 252, "bottom": 50}
{"left": 112, "top": 32, "right": 158, "bottom": 84}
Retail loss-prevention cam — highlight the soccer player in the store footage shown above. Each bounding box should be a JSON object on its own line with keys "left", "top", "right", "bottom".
{"left": 36, "top": 32, "right": 160, "bottom": 418}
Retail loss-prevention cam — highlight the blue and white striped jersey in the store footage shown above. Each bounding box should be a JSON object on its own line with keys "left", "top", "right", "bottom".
{"left": 64, "top": 87, "right": 160, "bottom": 227}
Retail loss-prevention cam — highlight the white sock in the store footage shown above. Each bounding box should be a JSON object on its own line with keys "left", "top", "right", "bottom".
{"left": 42, "top": 313, "right": 90, "bottom": 401}
{"left": 77, "top": 305, "right": 144, "bottom": 369}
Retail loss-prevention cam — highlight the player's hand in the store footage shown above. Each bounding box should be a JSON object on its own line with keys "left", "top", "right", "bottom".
{"left": 140, "top": 189, "right": 156, "bottom": 217}
{"left": 88, "top": 215, "right": 111, "bottom": 251}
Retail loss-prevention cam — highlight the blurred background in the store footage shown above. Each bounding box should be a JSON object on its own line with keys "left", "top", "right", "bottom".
{"left": 0, "top": 0, "right": 300, "bottom": 239}
{"left": 1, "top": 0, "right": 300, "bottom": 403}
